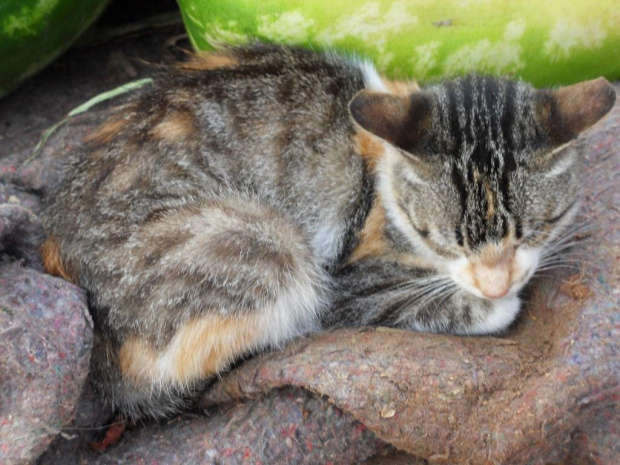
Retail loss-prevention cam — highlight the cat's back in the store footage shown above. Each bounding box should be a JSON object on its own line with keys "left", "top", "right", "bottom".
{"left": 45, "top": 44, "right": 374, "bottom": 268}
{"left": 168, "top": 43, "right": 370, "bottom": 203}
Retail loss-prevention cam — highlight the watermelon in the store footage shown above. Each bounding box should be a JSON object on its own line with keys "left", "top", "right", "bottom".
{"left": 0, "top": 0, "right": 110, "bottom": 98}
{"left": 177, "top": 0, "right": 620, "bottom": 87}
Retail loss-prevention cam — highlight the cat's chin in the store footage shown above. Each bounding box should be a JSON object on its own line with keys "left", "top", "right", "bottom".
{"left": 465, "top": 294, "right": 522, "bottom": 336}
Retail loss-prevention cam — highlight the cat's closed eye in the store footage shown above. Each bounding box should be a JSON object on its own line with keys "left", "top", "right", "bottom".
{"left": 544, "top": 200, "right": 579, "bottom": 225}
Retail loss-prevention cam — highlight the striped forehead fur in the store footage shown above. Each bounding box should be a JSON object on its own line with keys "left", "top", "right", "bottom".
{"left": 424, "top": 76, "right": 543, "bottom": 163}
{"left": 409, "top": 76, "right": 551, "bottom": 248}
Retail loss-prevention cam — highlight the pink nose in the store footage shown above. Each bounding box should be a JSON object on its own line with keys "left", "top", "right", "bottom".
{"left": 474, "top": 267, "right": 510, "bottom": 298}
{"left": 472, "top": 249, "right": 513, "bottom": 299}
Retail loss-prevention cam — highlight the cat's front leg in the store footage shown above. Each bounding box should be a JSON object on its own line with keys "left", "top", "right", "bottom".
{"left": 399, "top": 289, "right": 523, "bottom": 336}
{"left": 326, "top": 258, "right": 522, "bottom": 336}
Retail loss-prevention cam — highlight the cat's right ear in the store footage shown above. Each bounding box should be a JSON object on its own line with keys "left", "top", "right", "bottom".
{"left": 349, "top": 90, "right": 431, "bottom": 152}
{"left": 537, "top": 77, "right": 616, "bottom": 145}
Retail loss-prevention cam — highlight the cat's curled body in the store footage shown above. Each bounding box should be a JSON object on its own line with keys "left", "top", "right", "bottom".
{"left": 42, "top": 44, "right": 615, "bottom": 419}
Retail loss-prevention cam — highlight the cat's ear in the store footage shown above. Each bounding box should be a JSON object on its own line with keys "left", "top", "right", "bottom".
{"left": 349, "top": 90, "right": 431, "bottom": 152}
{"left": 537, "top": 77, "right": 616, "bottom": 145}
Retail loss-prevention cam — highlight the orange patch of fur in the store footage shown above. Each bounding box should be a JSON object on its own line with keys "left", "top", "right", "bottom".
{"left": 347, "top": 199, "right": 431, "bottom": 269}
{"left": 40, "top": 235, "right": 78, "bottom": 283}
{"left": 348, "top": 195, "right": 391, "bottom": 263}
{"left": 174, "top": 315, "right": 255, "bottom": 379}
{"left": 118, "top": 338, "right": 157, "bottom": 383}
{"left": 84, "top": 115, "right": 127, "bottom": 146}
{"left": 150, "top": 111, "right": 195, "bottom": 141}
{"left": 473, "top": 170, "right": 496, "bottom": 220}
{"left": 355, "top": 131, "right": 385, "bottom": 173}
{"left": 178, "top": 51, "right": 239, "bottom": 71}
{"left": 119, "top": 313, "right": 260, "bottom": 386}
{"left": 381, "top": 77, "right": 421, "bottom": 95}
{"left": 484, "top": 180, "right": 495, "bottom": 219}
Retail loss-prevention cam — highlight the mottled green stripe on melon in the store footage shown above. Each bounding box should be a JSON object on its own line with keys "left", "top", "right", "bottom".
{"left": 177, "top": 0, "right": 620, "bottom": 87}
{"left": 0, "top": 0, "right": 110, "bottom": 97}
{"left": 1, "top": 0, "right": 61, "bottom": 39}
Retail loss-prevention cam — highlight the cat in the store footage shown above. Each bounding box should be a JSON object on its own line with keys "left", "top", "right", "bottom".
{"left": 41, "top": 43, "right": 615, "bottom": 419}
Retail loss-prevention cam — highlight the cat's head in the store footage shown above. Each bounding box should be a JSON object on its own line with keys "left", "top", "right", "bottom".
{"left": 350, "top": 75, "right": 615, "bottom": 302}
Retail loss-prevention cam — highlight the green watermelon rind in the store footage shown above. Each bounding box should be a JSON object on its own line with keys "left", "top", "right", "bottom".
{"left": 177, "top": 0, "right": 620, "bottom": 87}
{"left": 0, "top": 0, "right": 111, "bottom": 98}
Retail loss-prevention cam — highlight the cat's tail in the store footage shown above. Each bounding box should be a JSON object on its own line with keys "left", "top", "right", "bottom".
{"left": 88, "top": 193, "right": 331, "bottom": 420}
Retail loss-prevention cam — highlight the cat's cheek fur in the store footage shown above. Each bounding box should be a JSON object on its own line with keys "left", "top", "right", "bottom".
{"left": 447, "top": 257, "right": 486, "bottom": 299}
{"left": 510, "top": 247, "right": 541, "bottom": 293}
{"left": 375, "top": 143, "right": 444, "bottom": 267}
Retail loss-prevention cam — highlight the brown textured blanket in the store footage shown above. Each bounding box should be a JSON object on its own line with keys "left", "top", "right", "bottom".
{"left": 0, "top": 27, "right": 618, "bottom": 465}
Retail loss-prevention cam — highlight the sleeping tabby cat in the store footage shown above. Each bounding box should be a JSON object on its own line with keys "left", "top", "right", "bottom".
{"left": 41, "top": 44, "right": 615, "bottom": 419}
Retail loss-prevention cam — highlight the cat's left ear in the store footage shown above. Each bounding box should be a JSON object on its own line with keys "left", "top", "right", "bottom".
{"left": 537, "top": 77, "right": 616, "bottom": 145}
{"left": 348, "top": 90, "right": 431, "bottom": 152}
